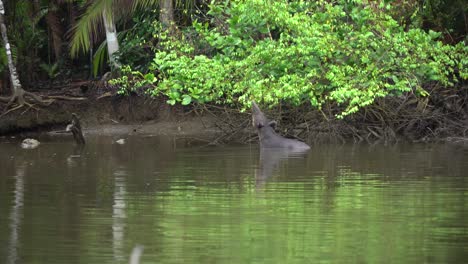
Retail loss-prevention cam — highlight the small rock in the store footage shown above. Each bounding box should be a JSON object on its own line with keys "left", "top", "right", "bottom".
{"left": 21, "top": 138, "right": 40, "bottom": 149}
{"left": 116, "top": 139, "right": 125, "bottom": 145}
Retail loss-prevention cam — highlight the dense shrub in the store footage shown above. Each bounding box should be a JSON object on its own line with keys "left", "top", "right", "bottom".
{"left": 112, "top": 0, "right": 467, "bottom": 117}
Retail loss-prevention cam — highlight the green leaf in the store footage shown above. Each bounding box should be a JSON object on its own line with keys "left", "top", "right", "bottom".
{"left": 144, "top": 73, "right": 156, "bottom": 82}
{"left": 182, "top": 95, "right": 192, "bottom": 105}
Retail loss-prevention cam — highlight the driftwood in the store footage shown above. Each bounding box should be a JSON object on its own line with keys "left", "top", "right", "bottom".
{"left": 66, "top": 113, "right": 85, "bottom": 145}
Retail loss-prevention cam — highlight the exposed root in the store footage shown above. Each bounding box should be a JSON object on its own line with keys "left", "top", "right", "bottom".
{"left": 195, "top": 82, "right": 467, "bottom": 144}
{"left": 301, "top": 82, "right": 468, "bottom": 143}
{"left": 0, "top": 88, "right": 55, "bottom": 117}
{"left": 0, "top": 86, "right": 88, "bottom": 117}
{"left": 44, "top": 95, "right": 87, "bottom": 101}
{"left": 191, "top": 104, "right": 251, "bottom": 145}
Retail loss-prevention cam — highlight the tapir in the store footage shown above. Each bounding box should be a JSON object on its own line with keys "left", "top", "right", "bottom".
{"left": 252, "top": 101, "right": 310, "bottom": 150}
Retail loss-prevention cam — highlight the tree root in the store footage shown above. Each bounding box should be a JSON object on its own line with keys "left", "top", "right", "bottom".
{"left": 44, "top": 95, "right": 87, "bottom": 101}
{"left": 0, "top": 86, "right": 87, "bottom": 117}
{"left": 217, "top": 82, "right": 468, "bottom": 144}
{"left": 0, "top": 88, "right": 54, "bottom": 117}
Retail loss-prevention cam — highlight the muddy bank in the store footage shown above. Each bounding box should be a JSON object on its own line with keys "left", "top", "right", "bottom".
{"left": 0, "top": 91, "right": 226, "bottom": 141}
{"left": 1, "top": 82, "right": 468, "bottom": 145}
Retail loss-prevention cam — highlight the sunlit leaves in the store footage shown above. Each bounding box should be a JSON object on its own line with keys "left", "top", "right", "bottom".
{"left": 117, "top": 0, "right": 466, "bottom": 117}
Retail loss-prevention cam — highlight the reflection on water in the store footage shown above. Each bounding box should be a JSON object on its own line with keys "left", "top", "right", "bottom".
{"left": 0, "top": 135, "right": 467, "bottom": 263}
{"left": 256, "top": 148, "right": 309, "bottom": 190}
{"left": 7, "top": 165, "right": 25, "bottom": 264}
{"left": 113, "top": 169, "right": 127, "bottom": 263}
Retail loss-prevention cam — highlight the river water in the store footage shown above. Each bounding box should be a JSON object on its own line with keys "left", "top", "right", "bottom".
{"left": 0, "top": 135, "right": 467, "bottom": 263}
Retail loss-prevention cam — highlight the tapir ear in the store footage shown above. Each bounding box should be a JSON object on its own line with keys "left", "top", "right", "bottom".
{"left": 268, "top": 120, "right": 277, "bottom": 128}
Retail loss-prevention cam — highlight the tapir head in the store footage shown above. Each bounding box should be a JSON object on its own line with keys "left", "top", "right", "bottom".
{"left": 252, "top": 101, "right": 277, "bottom": 130}
{"left": 251, "top": 101, "right": 311, "bottom": 150}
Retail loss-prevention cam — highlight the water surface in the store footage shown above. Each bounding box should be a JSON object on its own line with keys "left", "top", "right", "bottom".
{"left": 0, "top": 135, "right": 467, "bottom": 263}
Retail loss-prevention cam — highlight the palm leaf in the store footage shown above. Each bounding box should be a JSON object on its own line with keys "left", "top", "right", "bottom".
{"left": 131, "top": 0, "right": 159, "bottom": 12}
{"left": 133, "top": 0, "right": 196, "bottom": 16}
{"left": 92, "top": 40, "right": 108, "bottom": 77}
{"left": 175, "top": 0, "right": 195, "bottom": 12}
{"left": 91, "top": 27, "right": 131, "bottom": 77}
{"left": 70, "top": 0, "right": 113, "bottom": 57}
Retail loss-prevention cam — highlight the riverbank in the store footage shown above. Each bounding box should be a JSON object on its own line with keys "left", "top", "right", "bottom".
{"left": 0, "top": 94, "right": 227, "bottom": 141}
{"left": 1, "top": 82, "right": 467, "bottom": 144}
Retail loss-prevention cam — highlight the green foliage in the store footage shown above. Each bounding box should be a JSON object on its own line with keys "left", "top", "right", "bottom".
{"left": 92, "top": 41, "right": 108, "bottom": 77}
{"left": 419, "top": 0, "right": 468, "bottom": 42}
{"left": 39, "top": 62, "right": 60, "bottom": 79}
{"left": 109, "top": 65, "right": 155, "bottom": 95}
{"left": 6, "top": 0, "right": 46, "bottom": 70}
{"left": 115, "top": 10, "right": 162, "bottom": 72}
{"left": 0, "top": 47, "right": 9, "bottom": 73}
{"left": 117, "top": 0, "right": 467, "bottom": 117}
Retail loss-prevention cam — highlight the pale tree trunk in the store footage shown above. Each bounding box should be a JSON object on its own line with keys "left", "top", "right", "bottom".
{"left": 102, "top": 9, "right": 120, "bottom": 70}
{"left": 0, "top": 1, "right": 79, "bottom": 115}
{"left": 160, "top": 0, "right": 175, "bottom": 30}
{"left": 0, "top": 0, "right": 52, "bottom": 113}
{"left": 0, "top": 0, "right": 24, "bottom": 102}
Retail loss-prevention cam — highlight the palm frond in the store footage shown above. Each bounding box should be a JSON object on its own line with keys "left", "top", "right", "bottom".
{"left": 175, "top": 0, "right": 195, "bottom": 11}
{"left": 69, "top": 0, "right": 113, "bottom": 57}
{"left": 131, "top": 0, "right": 159, "bottom": 12}
{"left": 91, "top": 27, "right": 131, "bottom": 76}
{"left": 92, "top": 39, "right": 108, "bottom": 77}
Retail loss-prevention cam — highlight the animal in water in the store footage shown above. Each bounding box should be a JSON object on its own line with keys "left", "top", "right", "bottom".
{"left": 21, "top": 138, "right": 40, "bottom": 149}
{"left": 251, "top": 101, "right": 310, "bottom": 150}
{"left": 66, "top": 113, "right": 85, "bottom": 145}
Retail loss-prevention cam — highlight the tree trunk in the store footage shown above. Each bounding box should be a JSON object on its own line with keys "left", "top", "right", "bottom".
{"left": 0, "top": 0, "right": 53, "bottom": 114}
{"left": 102, "top": 9, "right": 120, "bottom": 70}
{"left": 0, "top": 0, "right": 24, "bottom": 97}
{"left": 160, "top": 0, "right": 175, "bottom": 29}
{"left": 32, "top": 0, "right": 40, "bottom": 12}
{"left": 45, "top": 1, "right": 64, "bottom": 62}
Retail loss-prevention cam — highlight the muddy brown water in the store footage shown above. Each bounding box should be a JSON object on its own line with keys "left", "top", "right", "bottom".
{"left": 0, "top": 135, "right": 467, "bottom": 263}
